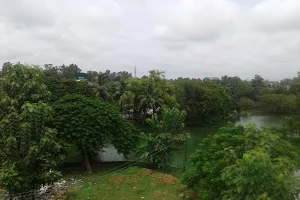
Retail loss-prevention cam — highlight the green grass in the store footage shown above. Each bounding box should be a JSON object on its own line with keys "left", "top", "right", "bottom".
{"left": 64, "top": 167, "right": 197, "bottom": 200}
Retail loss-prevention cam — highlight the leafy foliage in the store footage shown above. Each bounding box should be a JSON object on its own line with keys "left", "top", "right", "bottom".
{"left": 138, "top": 108, "right": 189, "bottom": 168}
{"left": 91, "top": 72, "right": 113, "bottom": 101}
{"left": 137, "top": 83, "right": 164, "bottom": 114}
{"left": 282, "top": 115, "right": 300, "bottom": 144}
{"left": 0, "top": 64, "right": 66, "bottom": 194}
{"left": 147, "top": 108, "right": 187, "bottom": 134}
{"left": 52, "top": 94, "right": 137, "bottom": 173}
{"left": 182, "top": 123, "right": 300, "bottom": 200}
{"left": 175, "top": 79, "right": 236, "bottom": 126}
{"left": 237, "top": 97, "right": 255, "bottom": 111}
{"left": 220, "top": 76, "right": 254, "bottom": 100}
{"left": 62, "top": 79, "right": 95, "bottom": 98}
{"left": 256, "top": 94, "right": 297, "bottom": 114}
{"left": 113, "top": 80, "right": 135, "bottom": 115}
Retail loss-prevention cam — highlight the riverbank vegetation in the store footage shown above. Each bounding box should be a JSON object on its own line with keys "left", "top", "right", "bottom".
{"left": 182, "top": 123, "right": 300, "bottom": 199}
{"left": 2, "top": 62, "right": 300, "bottom": 199}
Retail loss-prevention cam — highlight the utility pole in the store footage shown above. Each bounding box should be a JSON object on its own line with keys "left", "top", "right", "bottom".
{"left": 134, "top": 66, "right": 137, "bottom": 78}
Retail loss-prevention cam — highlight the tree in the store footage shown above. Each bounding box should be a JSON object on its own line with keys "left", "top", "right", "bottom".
{"left": 0, "top": 62, "right": 12, "bottom": 76}
{"left": 175, "top": 79, "right": 236, "bottom": 126}
{"left": 62, "top": 79, "right": 95, "bottom": 98}
{"left": 138, "top": 83, "right": 164, "bottom": 122}
{"left": 138, "top": 108, "right": 189, "bottom": 168}
{"left": 0, "top": 64, "right": 66, "bottom": 196}
{"left": 91, "top": 72, "right": 112, "bottom": 101}
{"left": 41, "top": 75, "right": 66, "bottom": 102}
{"left": 251, "top": 74, "right": 264, "bottom": 88}
{"left": 290, "top": 81, "right": 300, "bottom": 94}
{"left": 182, "top": 124, "right": 300, "bottom": 200}
{"left": 44, "top": 64, "right": 61, "bottom": 79}
{"left": 60, "top": 64, "right": 81, "bottom": 79}
{"left": 52, "top": 95, "right": 137, "bottom": 173}
{"left": 108, "top": 71, "right": 132, "bottom": 82}
{"left": 256, "top": 94, "right": 297, "bottom": 114}
{"left": 113, "top": 80, "right": 135, "bottom": 115}
{"left": 220, "top": 76, "right": 253, "bottom": 100}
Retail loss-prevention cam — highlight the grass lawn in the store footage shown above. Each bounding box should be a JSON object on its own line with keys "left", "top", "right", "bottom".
{"left": 64, "top": 167, "right": 197, "bottom": 200}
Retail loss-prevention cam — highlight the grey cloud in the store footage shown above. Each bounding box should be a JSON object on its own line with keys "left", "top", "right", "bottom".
{"left": 154, "top": 0, "right": 239, "bottom": 42}
{"left": 252, "top": 0, "right": 300, "bottom": 32}
{"left": 0, "top": 0, "right": 300, "bottom": 80}
{"left": 0, "top": 0, "right": 55, "bottom": 28}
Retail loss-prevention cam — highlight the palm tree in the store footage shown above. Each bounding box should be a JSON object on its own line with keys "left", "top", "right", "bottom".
{"left": 90, "top": 73, "right": 112, "bottom": 101}
{"left": 113, "top": 80, "right": 135, "bottom": 115}
{"left": 138, "top": 83, "right": 164, "bottom": 123}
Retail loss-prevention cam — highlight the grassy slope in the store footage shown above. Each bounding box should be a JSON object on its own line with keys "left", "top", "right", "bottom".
{"left": 64, "top": 167, "right": 197, "bottom": 200}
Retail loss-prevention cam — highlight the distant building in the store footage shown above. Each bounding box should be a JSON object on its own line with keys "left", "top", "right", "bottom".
{"left": 75, "top": 76, "right": 85, "bottom": 81}
{"left": 203, "top": 77, "right": 219, "bottom": 81}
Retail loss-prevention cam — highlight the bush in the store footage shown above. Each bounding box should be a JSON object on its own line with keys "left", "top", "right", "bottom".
{"left": 182, "top": 123, "right": 300, "bottom": 200}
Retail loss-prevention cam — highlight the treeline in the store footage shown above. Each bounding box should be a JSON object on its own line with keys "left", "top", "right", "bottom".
{"left": 219, "top": 75, "right": 300, "bottom": 114}
{"left": 1, "top": 62, "right": 238, "bottom": 126}
{"left": 2, "top": 62, "right": 299, "bottom": 124}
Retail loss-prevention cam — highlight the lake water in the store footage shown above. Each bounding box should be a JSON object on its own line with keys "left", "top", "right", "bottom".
{"left": 65, "top": 114, "right": 287, "bottom": 165}
{"left": 171, "top": 114, "right": 287, "bottom": 168}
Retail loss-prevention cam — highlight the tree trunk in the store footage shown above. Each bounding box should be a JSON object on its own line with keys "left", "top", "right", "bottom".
{"left": 183, "top": 141, "right": 188, "bottom": 171}
{"left": 82, "top": 149, "right": 92, "bottom": 174}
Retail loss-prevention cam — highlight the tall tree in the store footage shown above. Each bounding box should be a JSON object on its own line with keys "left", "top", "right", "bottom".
{"left": 91, "top": 72, "right": 112, "bottom": 101}
{"left": 251, "top": 74, "right": 264, "bottom": 88}
{"left": 52, "top": 95, "right": 137, "bottom": 173}
{"left": 221, "top": 76, "right": 253, "bottom": 99}
{"left": 138, "top": 83, "right": 164, "bottom": 121}
{"left": 175, "top": 79, "right": 236, "bottom": 126}
{"left": 0, "top": 62, "right": 12, "bottom": 76}
{"left": 0, "top": 64, "right": 66, "bottom": 196}
{"left": 113, "top": 80, "right": 135, "bottom": 115}
{"left": 60, "top": 64, "right": 81, "bottom": 79}
{"left": 44, "top": 64, "right": 61, "bottom": 79}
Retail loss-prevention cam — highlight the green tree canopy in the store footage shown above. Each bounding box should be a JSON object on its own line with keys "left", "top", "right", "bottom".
{"left": 52, "top": 94, "right": 137, "bottom": 173}
{"left": 0, "top": 64, "right": 66, "bottom": 195}
{"left": 175, "top": 79, "right": 236, "bottom": 126}
{"left": 182, "top": 124, "right": 300, "bottom": 200}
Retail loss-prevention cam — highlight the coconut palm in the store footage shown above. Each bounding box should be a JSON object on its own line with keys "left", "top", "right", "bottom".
{"left": 113, "top": 80, "right": 135, "bottom": 115}
{"left": 91, "top": 73, "right": 112, "bottom": 101}
{"left": 138, "top": 83, "right": 164, "bottom": 122}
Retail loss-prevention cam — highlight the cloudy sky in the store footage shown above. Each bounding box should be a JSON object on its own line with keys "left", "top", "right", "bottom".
{"left": 0, "top": 0, "right": 300, "bottom": 80}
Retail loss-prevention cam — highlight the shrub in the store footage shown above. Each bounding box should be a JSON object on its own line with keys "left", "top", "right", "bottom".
{"left": 182, "top": 123, "right": 300, "bottom": 200}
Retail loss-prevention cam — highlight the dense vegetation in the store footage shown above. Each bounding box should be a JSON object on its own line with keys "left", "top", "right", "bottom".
{"left": 52, "top": 95, "right": 137, "bottom": 173}
{"left": 137, "top": 108, "right": 189, "bottom": 168}
{"left": 1, "top": 62, "right": 300, "bottom": 199}
{"left": 0, "top": 64, "right": 67, "bottom": 195}
{"left": 182, "top": 124, "right": 300, "bottom": 199}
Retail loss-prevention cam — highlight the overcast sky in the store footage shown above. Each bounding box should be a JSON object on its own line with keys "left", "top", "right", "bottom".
{"left": 0, "top": 0, "right": 300, "bottom": 80}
